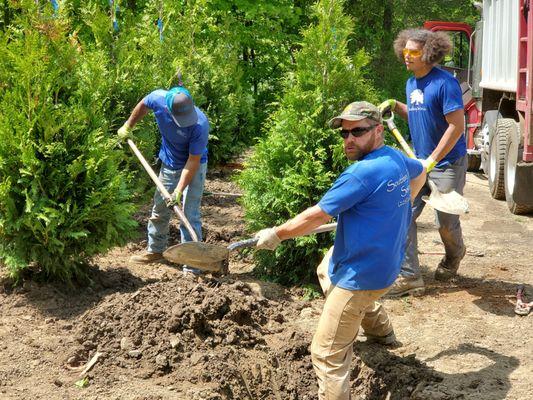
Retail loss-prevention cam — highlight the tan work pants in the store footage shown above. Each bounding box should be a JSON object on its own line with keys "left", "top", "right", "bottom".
{"left": 311, "top": 247, "right": 393, "bottom": 400}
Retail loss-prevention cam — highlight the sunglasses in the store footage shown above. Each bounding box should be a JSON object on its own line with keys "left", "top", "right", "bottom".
{"left": 402, "top": 48, "right": 422, "bottom": 58}
{"left": 339, "top": 124, "right": 377, "bottom": 139}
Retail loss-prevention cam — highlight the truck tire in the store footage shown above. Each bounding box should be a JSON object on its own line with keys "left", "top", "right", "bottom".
{"left": 467, "top": 154, "right": 481, "bottom": 171}
{"left": 488, "top": 118, "right": 512, "bottom": 200}
{"left": 504, "top": 121, "right": 533, "bottom": 214}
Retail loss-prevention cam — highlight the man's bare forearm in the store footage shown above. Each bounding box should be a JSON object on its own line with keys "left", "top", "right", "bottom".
{"left": 175, "top": 155, "right": 201, "bottom": 194}
{"left": 394, "top": 101, "right": 408, "bottom": 120}
{"left": 275, "top": 205, "right": 332, "bottom": 241}
{"left": 126, "top": 100, "right": 150, "bottom": 128}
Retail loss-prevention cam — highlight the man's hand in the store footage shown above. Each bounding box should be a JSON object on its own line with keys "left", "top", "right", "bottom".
{"left": 172, "top": 190, "right": 182, "bottom": 207}
{"left": 165, "top": 190, "right": 182, "bottom": 208}
{"left": 255, "top": 228, "right": 281, "bottom": 251}
{"left": 117, "top": 123, "right": 132, "bottom": 141}
{"left": 378, "top": 99, "right": 397, "bottom": 119}
{"left": 419, "top": 156, "right": 437, "bottom": 173}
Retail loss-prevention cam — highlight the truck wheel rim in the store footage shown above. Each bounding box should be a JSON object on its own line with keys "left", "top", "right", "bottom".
{"left": 506, "top": 138, "right": 516, "bottom": 196}
{"left": 506, "top": 161, "right": 516, "bottom": 195}
{"left": 490, "top": 141, "right": 497, "bottom": 180}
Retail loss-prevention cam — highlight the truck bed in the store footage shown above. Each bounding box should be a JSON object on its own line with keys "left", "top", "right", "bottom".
{"left": 479, "top": 0, "right": 519, "bottom": 92}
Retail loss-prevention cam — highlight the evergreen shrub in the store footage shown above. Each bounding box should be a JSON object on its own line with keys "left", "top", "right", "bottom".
{"left": 0, "top": 9, "right": 136, "bottom": 283}
{"left": 238, "top": 0, "right": 378, "bottom": 285}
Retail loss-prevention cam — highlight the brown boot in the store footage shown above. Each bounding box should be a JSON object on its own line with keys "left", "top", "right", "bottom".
{"left": 363, "top": 330, "right": 397, "bottom": 346}
{"left": 129, "top": 252, "right": 164, "bottom": 264}
{"left": 385, "top": 275, "right": 425, "bottom": 298}
{"left": 434, "top": 246, "right": 466, "bottom": 282}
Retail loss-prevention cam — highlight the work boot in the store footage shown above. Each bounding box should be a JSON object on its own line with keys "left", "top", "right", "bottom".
{"left": 434, "top": 246, "right": 466, "bottom": 282}
{"left": 363, "top": 330, "right": 397, "bottom": 346}
{"left": 386, "top": 275, "right": 425, "bottom": 298}
{"left": 129, "top": 252, "right": 164, "bottom": 264}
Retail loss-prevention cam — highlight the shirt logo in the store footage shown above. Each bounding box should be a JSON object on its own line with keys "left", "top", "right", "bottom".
{"left": 410, "top": 89, "right": 424, "bottom": 106}
{"left": 386, "top": 173, "right": 411, "bottom": 207}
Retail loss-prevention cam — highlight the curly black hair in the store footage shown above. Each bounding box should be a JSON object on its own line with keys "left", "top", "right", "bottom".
{"left": 393, "top": 29, "right": 452, "bottom": 65}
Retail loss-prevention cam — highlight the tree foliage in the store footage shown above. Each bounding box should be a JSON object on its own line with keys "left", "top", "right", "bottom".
{"left": 0, "top": 0, "right": 479, "bottom": 284}
{"left": 0, "top": 5, "right": 136, "bottom": 283}
{"left": 238, "top": 0, "right": 377, "bottom": 284}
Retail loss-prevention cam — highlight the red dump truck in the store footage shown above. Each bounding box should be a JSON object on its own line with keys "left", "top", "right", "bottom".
{"left": 424, "top": 0, "right": 533, "bottom": 214}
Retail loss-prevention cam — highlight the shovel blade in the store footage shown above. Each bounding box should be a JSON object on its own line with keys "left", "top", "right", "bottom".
{"left": 163, "top": 242, "right": 229, "bottom": 272}
{"left": 422, "top": 190, "right": 469, "bottom": 215}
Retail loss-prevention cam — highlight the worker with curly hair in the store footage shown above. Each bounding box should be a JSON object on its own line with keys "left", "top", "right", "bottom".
{"left": 379, "top": 29, "right": 467, "bottom": 296}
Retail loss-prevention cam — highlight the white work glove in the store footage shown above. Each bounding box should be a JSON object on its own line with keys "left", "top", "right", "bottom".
{"left": 254, "top": 228, "right": 282, "bottom": 251}
{"left": 418, "top": 156, "right": 437, "bottom": 173}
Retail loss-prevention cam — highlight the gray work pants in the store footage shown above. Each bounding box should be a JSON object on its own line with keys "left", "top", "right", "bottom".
{"left": 400, "top": 155, "right": 467, "bottom": 278}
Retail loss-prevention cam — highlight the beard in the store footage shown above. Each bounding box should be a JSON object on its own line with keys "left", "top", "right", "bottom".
{"left": 343, "top": 130, "right": 379, "bottom": 161}
{"left": 345, "top": 147, "right": 362, "bottom": 161}
{"left": 344, "top": 143, "right": 371, "bottom": 161}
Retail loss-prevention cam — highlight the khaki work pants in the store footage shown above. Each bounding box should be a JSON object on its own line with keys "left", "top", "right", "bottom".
{"left": 311, "top": 247, "right": 393, "bottom": 400}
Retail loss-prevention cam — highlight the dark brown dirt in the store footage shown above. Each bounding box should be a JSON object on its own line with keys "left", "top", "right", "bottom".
{"left": 0, "top": 169, "right": 531, "bottom": 399}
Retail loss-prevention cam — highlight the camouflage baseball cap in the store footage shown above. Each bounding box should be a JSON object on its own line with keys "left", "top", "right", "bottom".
{"left": 328, "top": 101, "right": 382, "bottom": 128}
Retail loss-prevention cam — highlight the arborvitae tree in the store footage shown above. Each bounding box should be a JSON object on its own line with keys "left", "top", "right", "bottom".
{"left": 0, "top": 5, "right": 136, "bottom": 283}
{"left": 238, "top": 0, "right": 377, "bottom": 284}
{"left": 62, "top": 0, "right": 308, "bottom": 165}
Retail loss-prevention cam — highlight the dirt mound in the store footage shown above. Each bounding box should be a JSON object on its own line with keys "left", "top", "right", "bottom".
{"left": 352, "top": 345, "right": 444, "bottom": 399}
{"left": 68, "top": 272, "right": 444, "bottom": 399}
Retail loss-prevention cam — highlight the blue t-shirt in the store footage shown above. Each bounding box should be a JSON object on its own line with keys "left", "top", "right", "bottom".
{"left": 144, "top": 89, "right": 209, "bottom": 170}
{"left": 406, "top": 67, "right": 466, "bottom": 166}
{"left": 318, "top": 146, "right": 423, "bottom": 291}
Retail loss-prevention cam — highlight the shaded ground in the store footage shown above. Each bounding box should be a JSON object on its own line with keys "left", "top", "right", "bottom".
{"left": 0, "top": 170, "right": 532, "bottom": 399}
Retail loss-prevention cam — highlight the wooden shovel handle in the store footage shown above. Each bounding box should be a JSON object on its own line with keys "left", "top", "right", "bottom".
{"left": 127, "top": 139, "right": 199, "bottom": 242}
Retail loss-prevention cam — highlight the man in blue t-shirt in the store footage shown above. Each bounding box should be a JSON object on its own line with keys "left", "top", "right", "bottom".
{"left": 379, "top": 29, "right": 468, "bottom": 296}
{"left": 254, "top": 102, "right": 425, "bottom": 400}
{"left": 117, "top": 86, "right": 209, "bottom": 274}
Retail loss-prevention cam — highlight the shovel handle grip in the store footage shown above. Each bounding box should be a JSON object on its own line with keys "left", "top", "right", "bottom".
{"left": 228, "top": 238, "right": 258, "bottom": 251}
{"left": 127, "top": 139, "right": 199, "bottom": 242}
{"left": 227, "top": 223, "right": 338, "bottom": 251}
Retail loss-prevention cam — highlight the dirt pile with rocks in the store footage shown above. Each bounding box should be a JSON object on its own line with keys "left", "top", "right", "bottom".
{"left": 5, "top": 171, "right": 524, "bottom": 399}
{"left": 67, "top": 271, "right": 443, "bottom": 399}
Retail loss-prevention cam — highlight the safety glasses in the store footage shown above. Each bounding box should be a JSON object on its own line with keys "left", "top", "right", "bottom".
{"left": 339, "top": 124, "right": 377, "bottom": 139}
{"left": 402, "top": 48, "right": 422, "bottom": 58}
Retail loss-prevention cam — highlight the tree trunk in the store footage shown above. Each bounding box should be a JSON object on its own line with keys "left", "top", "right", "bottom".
{"left": 251, "top": 48, "right": 257, "bottom": 97}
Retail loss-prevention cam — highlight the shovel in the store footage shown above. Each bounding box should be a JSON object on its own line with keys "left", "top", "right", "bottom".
{"left": 383, "top": 113, "right": 469, "bottom": 215}
{"left": 163, "top": 222, "right": 338, "bottom": 273}
{"left": 127, "top": 139, "right": 199, "bottom": 242}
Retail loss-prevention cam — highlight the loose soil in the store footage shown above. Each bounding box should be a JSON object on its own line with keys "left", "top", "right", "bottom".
{"left": 0, "top": 169, "right": 532, "bottom": 399}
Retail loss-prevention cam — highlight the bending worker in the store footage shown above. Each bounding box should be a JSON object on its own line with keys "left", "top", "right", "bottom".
{"left": 379, "top": 28, "right": 467, "bottom": 296}
{"left": 117, "top": 85, "right": 209, "bottom": 275}
{"left": 255, "top": 102, "right": 426, "bottom": 399}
